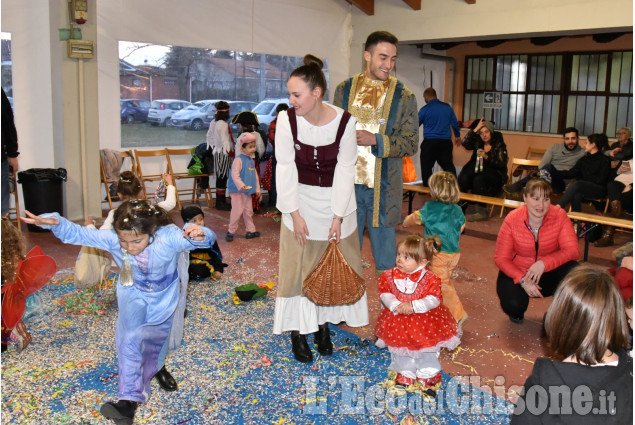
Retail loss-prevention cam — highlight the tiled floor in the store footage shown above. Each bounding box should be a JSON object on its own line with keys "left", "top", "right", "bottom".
{"left": 16, "top": 195, "right": 631, "bottom": 403}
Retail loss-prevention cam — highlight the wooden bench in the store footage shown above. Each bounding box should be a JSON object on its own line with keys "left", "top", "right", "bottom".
{"left": 404, "top": 183, "right": 633, "bottom": 262}
{"left": 403, "top": 183, "right": 525, "bottom": 214}
{"left": 567, "top": 211, "right": 633, "bottom": 261}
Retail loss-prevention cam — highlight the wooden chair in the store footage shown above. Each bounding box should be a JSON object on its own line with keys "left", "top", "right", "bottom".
{"left": 166, "top": 148, "right": 214, "bottom": 209}
{"left": 500, "top": 158, "right": 542, "bottom": 216}
{"left": 100, "top": 150, "right": 137, "bottom": 210}
{"left": 133, "top": 149, "right": 170, "bottom": 204}
{"left": 8, "top": 170, "right": 21, "bottom": 230}
{"left": 525, "top": 147, "right": 546, "bottom": 160}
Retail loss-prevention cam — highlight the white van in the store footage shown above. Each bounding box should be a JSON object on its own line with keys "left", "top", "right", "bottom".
{"left": 252, "top": 98, "right": 290, "bottom": 129}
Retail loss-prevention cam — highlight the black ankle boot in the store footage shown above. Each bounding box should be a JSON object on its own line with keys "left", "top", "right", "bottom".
{"left": 291, "top": 332, "right": 313, "bottom": 363}
{"left": 314, "top": 325, "right": 333, "bottom": 356}
{"left": 154, "top": 366, "right": 178, "bottom": 391}
{"left": 100, "top": 399, "right": 138, "bottom": 425}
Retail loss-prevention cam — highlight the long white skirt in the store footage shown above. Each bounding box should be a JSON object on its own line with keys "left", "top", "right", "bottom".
{"left": 272, "top": 225, "right": 369, "bottom": 334}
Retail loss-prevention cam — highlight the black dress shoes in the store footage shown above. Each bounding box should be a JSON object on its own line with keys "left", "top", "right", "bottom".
{"left": 314, "top": 326, "right": 333, "bottom": 356}
{"left": 154, "top": 366, "right": 178, "bottom": 391}
{"left": 291, "top": 332, "right": 313, "bottom": 363}
{"left": 100, "top": 399, "right": 138, "bottom": 425}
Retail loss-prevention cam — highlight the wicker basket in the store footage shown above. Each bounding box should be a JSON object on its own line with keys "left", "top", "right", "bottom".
{"left": 302, "top": 240, "right": 366, "bottom": 306}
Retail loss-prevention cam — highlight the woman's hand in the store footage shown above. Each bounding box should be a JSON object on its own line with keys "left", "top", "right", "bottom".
{"left": 395, "top": 302, "right": 414, "bottom": 315}
{"left": 183, "top": 225, "right": 205, "bottom": 241}
{"left": 473, "top": 117, "right": 486, "bottom": 133}
{"left": 21, "top": 210, "right": 58, "bottom": 227}
{"left": 328, "top": 218, "right": 342, "bottom": 243}
{"left": 291, "top": 211, "right": 310, "bottom": 247}
{"left": 520, "top": 278, "right": 543, "bottom": 298}
{"left": 523, "top": 260, "right": 545, "bottom": 286}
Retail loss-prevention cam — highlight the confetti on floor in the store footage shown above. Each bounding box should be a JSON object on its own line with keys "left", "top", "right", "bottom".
{"left": 2, "top": 270, "right": 512, "bottom": 424}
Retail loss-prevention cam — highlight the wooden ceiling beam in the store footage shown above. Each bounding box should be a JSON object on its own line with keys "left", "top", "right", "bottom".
{"left": 402, "top": 0, "right": 421, "bottom": 10}
{"left": 349, "top": 0, "right": 374, "bottom": 15}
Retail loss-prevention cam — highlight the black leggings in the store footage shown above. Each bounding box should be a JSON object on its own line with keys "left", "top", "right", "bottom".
{"left": 458, "top": 163, "right": 505, "bottom": 197}
{"left": 496, "top": 261, "right": 578, "bottom": 319}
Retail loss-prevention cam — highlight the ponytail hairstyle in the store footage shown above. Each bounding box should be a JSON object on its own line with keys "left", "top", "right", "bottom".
{"left": 428, "top": 171, "right": 460, "bottom": 204}
{"left": 398, "top": 234, "right": 441, "bottom": 265}
{"left": 214, "top": 101, "right": 230, "bottom": 122}
{"left": 117, "top": 171, "right": 144, "bottom": 201}
{"left": 290, "top": 54, "right": 327, "bottom": 100}
{"left": 113, "top": 199, "right": 171, "bottom": 237}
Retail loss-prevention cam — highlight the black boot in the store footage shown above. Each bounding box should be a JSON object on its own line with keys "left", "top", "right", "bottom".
{"left": 314, "top": 324, "right": 333, "bottom": 356}
{"left": 291, "top": 331, "right": 313, "bottom": 363}
{"left": 100, "top": 399, "right": 138, "bottom": 425}
{"left": 154, "top": 366, "right": 177, "bottom": 391}
{"left": 215, "top": 195, "right": 231, "bottom": 211}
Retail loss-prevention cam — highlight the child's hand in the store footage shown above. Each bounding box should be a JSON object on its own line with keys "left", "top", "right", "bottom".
{"left": 395, "top": 302, "right": 414, "bottom": 315}
{"left": 183, "top": 225, "right": 205, "bottom": 241}
{"left": 84, "top": 217, "right": 96, "bottom": 226}
{"left": 162, "top": 173, "right": 173, "bottom": 186}
{"left": 21, "top": 210, "right": 59, "bottom": 227}
{"left": 242, "top": 185, "right": 252, "bottom": 191}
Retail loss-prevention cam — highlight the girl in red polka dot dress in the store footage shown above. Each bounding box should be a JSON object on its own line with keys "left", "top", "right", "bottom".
{"left": 375, "top": 234, "right": 461, "bottom": 396}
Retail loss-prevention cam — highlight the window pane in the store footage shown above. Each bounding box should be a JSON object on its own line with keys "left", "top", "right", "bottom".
{"left": 597, "top": 54, "right": 608, "bottom": 91}
{"left": 526, "top": 94, "right": 536, "bottom": 131}
{"left": 466, "top": 58, "right": 474, "bottom": 90}
{"left": 610, "top": 52, "right": 623, "bottom": 93}
{"left": 549, "top": 96, "right": 560, "bottom": 134}
{"left": 571, "top": 55, "right": 580, "bottom": 91}
{"left": 587, "top": 54, "right": 599, "bottom": 91}
{"left": 553, "top": 55, "right": 562, "bottom": 90}
{"left": 544, "top": 56, "right": 555, "bottom": 90}
{"left": 592, "top": 96, "right": 606, "bottom": 133}
{"left": 486, "top": 58, "right": 494, "bottom": 90}
{"left": 619, "top": 52, "right": 633, "bottom": 94}
{"left": 578, "top": 55, "right": 589, "bottom": 91}
{"left": 535, "top": 56, "right": 546, "bottom": 90}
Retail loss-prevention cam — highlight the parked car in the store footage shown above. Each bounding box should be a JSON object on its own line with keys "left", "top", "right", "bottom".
{"left": 252, "top": 98, "right": 290, "bottom": 129}
{"left": 120, "top": 99, "right": 151, "bottom": 124}
{"left": 203, "top": 101, "right": 258, "bottom": 132}
{"left": 169, "top": 99, "right": 219, "bottom": 131}
{"left": 147, "top": 99, "right": 192, "bottom": 127}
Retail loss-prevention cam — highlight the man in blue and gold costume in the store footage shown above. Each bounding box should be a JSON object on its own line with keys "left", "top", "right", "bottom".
{"left": 334, "top": 31, "right": 418, "bottom": 275}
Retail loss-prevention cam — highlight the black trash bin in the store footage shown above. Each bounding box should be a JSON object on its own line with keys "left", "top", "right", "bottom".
{"left": 17, "top": 168, "right": 67, "bottom": 232}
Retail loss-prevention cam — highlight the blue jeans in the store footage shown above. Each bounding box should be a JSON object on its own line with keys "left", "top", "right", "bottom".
{"left": 355, "top": 184, "right": 397, "bottom": 271}
{"left": 1, "top": 160, "right": 9, "bottom": 216}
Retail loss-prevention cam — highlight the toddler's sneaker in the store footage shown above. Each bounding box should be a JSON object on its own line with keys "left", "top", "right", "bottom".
{"left": 225, "top": 232, "right": 234, "bottom": 242}
{"left": 245, "top": 231, "right": 260, "bottom": 239}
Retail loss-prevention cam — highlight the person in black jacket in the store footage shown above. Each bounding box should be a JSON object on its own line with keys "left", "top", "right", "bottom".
{"left": 457, "top": 118, "right": 509, "bottom": 221}
{"left": 1, "top": 89, "right": 18, "bottom": 217}
{"left": 511, "top": 265, "right": 632, "bottom": 424}
{"left": 558, "top": 133, "right": 611, "bottom": 212}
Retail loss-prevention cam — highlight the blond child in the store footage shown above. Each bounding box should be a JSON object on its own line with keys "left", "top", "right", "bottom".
{"left": 403, "top": 171, "right": 467, "bottom": 324}
{"left": 226, "top": 132, "right": 261, "bottom": 241}
{"left": 375, "top": 234, "right": 461, "bottom": 397}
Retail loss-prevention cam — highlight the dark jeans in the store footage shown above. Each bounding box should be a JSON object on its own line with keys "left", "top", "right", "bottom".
{"left": 419, "top": 139, "right": 456, "bottom": 186}
{"left": 558, "top": 180, "right": 606, "bottom": 212}
{"left": 513, "top": 163, "right": 566, "bottom": 193}
{"left": 458, "top": 163, "right": 504, "bottom": 197}
{"left": 496, "top": 261, "right": 578, "bottom": 319}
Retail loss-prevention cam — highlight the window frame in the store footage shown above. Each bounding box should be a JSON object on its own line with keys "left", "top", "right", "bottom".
{"left": 462, "top": 50, "right": 633, "bottom": 135}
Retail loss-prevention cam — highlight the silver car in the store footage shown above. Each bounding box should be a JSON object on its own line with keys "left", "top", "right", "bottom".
{"left": 147, "top": 99, "right": 192, "bottom": 127}
{"left": 169, "top": 99, "right": 219, "bottom": 130}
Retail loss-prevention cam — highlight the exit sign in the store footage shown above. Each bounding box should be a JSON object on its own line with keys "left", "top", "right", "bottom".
{"left": 483, "top": 92, "right": 502, "bottom": 109}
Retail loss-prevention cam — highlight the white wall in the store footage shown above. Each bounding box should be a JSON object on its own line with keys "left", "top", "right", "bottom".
{"left": 349, "top": 0, "right": 633, "bottom": 46}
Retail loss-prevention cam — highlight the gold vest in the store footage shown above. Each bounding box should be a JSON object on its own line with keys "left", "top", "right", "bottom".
{"left": 351, "top": 76, "right": 390, "bottom": 188}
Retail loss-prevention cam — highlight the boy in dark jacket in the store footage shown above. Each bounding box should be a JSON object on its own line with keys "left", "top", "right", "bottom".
{"left": 181, "top": 206, "right": 227, "bottom": 280}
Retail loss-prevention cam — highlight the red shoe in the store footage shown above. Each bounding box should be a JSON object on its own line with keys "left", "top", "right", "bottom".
{"left": 395, "top": 373, "right": 415, "bottom": 387}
